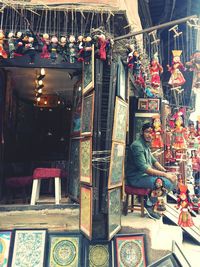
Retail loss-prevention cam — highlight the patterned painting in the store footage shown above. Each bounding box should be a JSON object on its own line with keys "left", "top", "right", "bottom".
{"left": 47, "top": 233, "right": 82, "bottom": 267}
{"left": 11, "top": 229, "right": 46, "bottom": 267}
{"left": 83, "top": 45, "right": 94, "bottom": 95}
{"left": 114, "top": 234, "right": 147, "bottom": 267}
{"left": 81, "top": 92, "right": 94, "bottom": 136}
{"left": 68, "top": 138, "right": 80, "bottom": 201}
{"left": 0, "top": 230, "right": 12, "bottom": 267}
{"left": 108, "top": 142, "right": 125, "bottom": 189}
{"left": 80, "top": 186, "right": 92, "bottom": 239}
{"left": 80, "top": 138, "right": 92, "bottom": 185}
{"left": 108, "top": 188, "right": 121, "bottom": 240}
{"left": 112, "top": 97, "right": 128, "bottom": 144}
{"left": 84, "top": 239, "right": 112, "bottom": 267}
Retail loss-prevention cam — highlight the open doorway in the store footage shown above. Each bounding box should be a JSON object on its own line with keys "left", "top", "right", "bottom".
{"left": 0, "top": 67, "right": 82, "bottom": 205}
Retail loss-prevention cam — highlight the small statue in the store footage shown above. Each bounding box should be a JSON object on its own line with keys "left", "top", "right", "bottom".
{"left": 150, "top": 52, "right": 163, "bottom": 89}
{"left": 167, "top": 50, "right": 186, "bottom": 87}
{"left": 151, "top": 114, "right": 164, "bottom": 148}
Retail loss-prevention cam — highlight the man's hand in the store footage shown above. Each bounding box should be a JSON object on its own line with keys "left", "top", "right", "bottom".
{"left": 165, "top": 172, "right": 178, "bottom": 183}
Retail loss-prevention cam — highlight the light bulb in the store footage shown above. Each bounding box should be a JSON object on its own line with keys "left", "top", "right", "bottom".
{"left": 41, "top": 68, "right": 45, "bottom": 76}
{"left": 38, "top": 80, "right": 43, "bottom": 86}
{"left": 37, "top": 97, "right": 41, "bottom": 102}
{"left": 38, "top": 88, "right": 42, "bottom": 94}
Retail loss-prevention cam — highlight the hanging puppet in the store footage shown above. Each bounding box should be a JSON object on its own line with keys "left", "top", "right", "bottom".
{"left": 77, "top": 35, "right": 84, "bottom": 62}
{"left": 68, "top": 35, "right": 76, "bottom": 64}
{"left": 50, "top": 36, "right": 59, "bottom": 63}
{"left": 7, "top": 32, "right": 15, "bottom": 58}
{"left": 150, "top": 52, "right": 163, "bottom": 89}
{"left": 151, "top": 114, "right": 164, "bottom": 148}
{"left": 14, "top": 31, "right": 24, "bottom": 57}
{"left": 24, "top": 35, "right": 36, "bottom": 64}
{"left": 167, "top": 50, "right": 186, "bottom": 87}
{"left": 172, "top": 112, "right": 187, "bottom": 150}
{"left": 187, "top": 121, "right": 198, "bottom": 149}
{"left": 40, "top": 33, "right": 50, "bottom": 59}
{"left": 176, "top": 184, "right": 194, "bottom": 227}
{"left": 97, "top": 34, "right": 109, "bottom": 61}
{"left": 164, "top": 146, "right": 175, "bottom": 165}
{"left": 59, "top": 36, "right": 68, "bottom": 62}
{"left": 186, "top": 50, "right": 200, "bottom": 88}
{"left": 0, "top": 30, "right": 8, "bottom": 59}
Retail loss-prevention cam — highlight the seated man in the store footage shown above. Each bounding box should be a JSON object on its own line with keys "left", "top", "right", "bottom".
{"left": 126, "top": 122, "right": 177, "bottom": 219}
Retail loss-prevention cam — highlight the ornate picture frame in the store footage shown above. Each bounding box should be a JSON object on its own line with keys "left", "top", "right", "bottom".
{"left": 47, "top": 232, "right": 82, "bottom": 267}
{"left": 83, "top": 238, "right": 112, "bottom": 267}
{"left": 83, "top": 45, "right": 94, "bottom": 95}
{"left": 81, "top": 92, "right": 95, "bottom": 136}
{"left": 108, "top": 187, "right": 121, "bottom": 240}
{"left": 112, "top": 97, "right": 128, "bottom": 144}
{"left": 80, "top": 185, "right": 93, "bottom": 240}
{"left": 0, "top": 230, "right": 12, "bottom": 267}
{"left": 114, "top": 233, "right": 147, "bottom": 267}
{"left": 108, "top": 142, "right": 125, "bottom": 189}
{"left": 10, "top": 229, "right": 47, "bottom": 267}
{"left": 137, "top": 98, "right": 160, "bottom": 112}
{"left": 80, "top": 137, "right": 92, "bottom": 185}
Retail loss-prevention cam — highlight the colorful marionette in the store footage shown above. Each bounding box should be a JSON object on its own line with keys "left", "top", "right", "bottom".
{"left": 24, "top": 35, "right": 36, "bottom": 64}
{"left": 150, "top": 52, "right": 163, "bottom": 89}
{"left": 176, "top": 184, "right": 194, "bottom": 227}
{"left": 144, "top": 84, "right": 159, "bottom": 98}
{"left": 167, "top": 50, "right": 186, "bottom": 87}
{"left": 151, "top": 114, "right": 164, "bottom": 148}
{"left": 172, "top": 113, "right": 187, "bottom": 150}
{"left": 59, "top": 36, "right": 68, "bottom": 62}
{"left": 130, "top": 50, "right": 145, "bottom": 88}
{"left": 14, "top": 31, "right": 24, "bottom": 56}
{"left": 83, "top": 36, "right": 92, "bottom": 64}
{"left": 40, "top": 33, "right": 50, "bottom": 59}
{"left": 0, "top": 30, "right": 8, "bottom": 59}
{"left": 50, "top": 36, "right": 59, "bottom": 63}
{"left": 187, "top": 121, "right": 198, "bottom": 149}
{"left": 68, "top": 35, "right": 76, "bottom": 64}
{"left": 186, "top": 50, "right": 200, "bottom": 88}
{"left": 77, "top": 35, "right": 84, "bottom": 62}
{"left": 97, "top": 34, "right": 109, "bottom": 61}
{"left": 149, "top": 178, "right": 168, "bottom": 213}
{"left": 7, "top": 32, "right": 15, "bottom": 58}
{"left": 164, "top": 146, "right": 175, "bottom": 165}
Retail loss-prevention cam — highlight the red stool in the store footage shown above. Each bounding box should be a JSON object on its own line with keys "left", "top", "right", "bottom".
{"left": 124, "top": 186, "right": 150, "bottom": 217}
{"left": 30, "top": 168, "right": 62, "bottom": 205}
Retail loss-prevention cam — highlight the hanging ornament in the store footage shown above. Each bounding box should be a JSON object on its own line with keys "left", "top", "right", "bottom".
{"left": 186, "top": 50, "right": 200, "bottom": 89}
{"left": 40, "top": 33, "right": 50, "bottom": 59}
{"left": 0, "top": 30, "right": 8, "bottom": 59}
{"left": 151, "top": 114, "right": 164, "bottom": 148}
{"left": 149, "top": 52, "right": 163, "bottom": 89}
{"left": 167, "top": 50, "right": 186, "bottom": 87}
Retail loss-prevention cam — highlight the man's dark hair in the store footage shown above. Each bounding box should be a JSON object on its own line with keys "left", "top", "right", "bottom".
{"left": 142, "top": 122, "right": 153, "bottom": 132}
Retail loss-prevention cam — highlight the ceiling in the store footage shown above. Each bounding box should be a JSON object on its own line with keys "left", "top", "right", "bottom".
{"left": 5, "top": 67, "right": 81, "bottom": 103}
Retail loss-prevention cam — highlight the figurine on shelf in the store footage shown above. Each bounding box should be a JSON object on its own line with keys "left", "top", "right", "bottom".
{"left": 0, "top": 30, "right": 8, "bottom": 59}
{"left": 176, "top": 184, "right": 194, "bottom": 227}
{"left": 40, "top": 33, "right": 50, "bottom": 59}
{"left": 186, "top": 50, "right": 200, "bottom": 88}
{"left": 167, "top": 50, "right": 186, "bottom": 87}
{"left": 172, "top": 113, "right": 187, "bottom": 150}
{"left": 150, "top": 52, "right": 163, "bottom": 89}
{"left": 151, "top": 114, "right": 164, "bottom": 148}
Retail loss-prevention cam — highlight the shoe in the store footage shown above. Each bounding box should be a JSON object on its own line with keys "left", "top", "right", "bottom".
{"left": 144, "top": 205, "right": 161, "bottom": 220}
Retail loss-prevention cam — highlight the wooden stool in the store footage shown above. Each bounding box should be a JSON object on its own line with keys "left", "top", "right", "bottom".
{"left": 124, "top": 186, "right": 150, "bottom": 217}
{"left": 30, "top": 168, "right": 62, "bottom": 205}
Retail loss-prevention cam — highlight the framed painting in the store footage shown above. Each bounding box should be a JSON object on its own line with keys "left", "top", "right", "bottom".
{"left": 108, "top": 187, "right": 121, "bottom": 240}
{"left": 112, "top": 97, "right": 128, "bottom": 144}
{"left": 172, "top": 241, "right": 192, "bottom": 267}
{"left": 0, "top": 230, "right": 12, "bottom": 267}
{"left": 80, "top": 137, "right": 92, "bottom": 185}
{"left": 80, "top": 185, "right": 93, "bottom": 240}
{"left": 83, "top": 45, "right": 94, "bottom": 95}
{"left": 117, "top": 57, "right": 126, "bottom": 101}
{"left": 137, "top": 98, "right": 160, "bottom": 113}
{"left": 83, "top": 238, "right": 112, "bottom": 267}
{"left": 47, "top": 232, "right": 82, "bottom": 267}
{"left": 68, "top": 138, "right": 80, "bottom": 202}
{"left": 137, "top": 98, "right": 149, "bottom": 111}
{"left": 10, "top": 229, "right": 47, "bottom": 267}
{"left": 133, "top": 113, "right": 157, "bottom": 140}
{"left": 148, "top": 253, "right": 182, "bottom": 267}
{"left": 81, "top": 92, "right": 95, "bottom": 136}
{"left": 114, "top": 233, "right": 147, "bottom": 267}
{"left": 108, "top": 142, "right": 125, "bottom": 189}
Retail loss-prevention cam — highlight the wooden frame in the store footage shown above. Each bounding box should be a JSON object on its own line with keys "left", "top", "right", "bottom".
{"left": 172, "top": 241, "right": 192, "bottom": 267}
{"left": 137, "top": 98, "right": 160, "bottom": 113}
{"left": 80, "top": 137, "right": 92, "bottom": 185}
{"left": 112, "top": 97, "right": 128, "bottom": 144}
{"left": 83, "top": 238, "right": 112, "bottom": 267}
{"left": 47, "top": 232, "right": 82, "bottom": 267}
{"left": 108, "top": 187, "right": 121, "bottom": 240}
{"left": 83, "top": 45, "right": 95, "bottom": 95}
{"left": 81, "top": 91, "right": 95, "bottom": 136}
{"left": 148, "top": 253, "right": 182, "bottom": 267}
{"left": 117, "top": 57, "right": 126, "bottom": 101}
{"left": 114, "top": 233, "right": 147, "bottom": 267}
{"left": 80, "top": 185, "right": 93, "bottom": 240}
{"left": 0, "top": 230, "right": 13, "bottom": 267}
{"left": 10, "top": 229, "right": 47, "bottom": 267}
{"left": 108, "top": 142, "right": 125, "bottom": 189}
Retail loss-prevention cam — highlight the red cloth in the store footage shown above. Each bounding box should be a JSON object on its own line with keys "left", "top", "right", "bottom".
{"left": 33, "top": 168, "right": 61, "bottom": 179}
{"left": 125, "top": 186, "right": 150, "bottom": 195}
{"left": 5, "top": 176, "right": 32, "bottom": 188}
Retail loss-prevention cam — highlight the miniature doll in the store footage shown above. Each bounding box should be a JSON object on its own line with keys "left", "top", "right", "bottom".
{"left": 97, "top": 33, "right": 108, "bottom": 61}
{"left": 167, "top": 50, "right": 186, "bottom": 87}
{"left": 77, "top": 35, "right": 84, "bottom": 62}
{"left": 50, "top": 36, "right": 59, "bottom": 63}
{"left": 151, "top": 115, "right": 164, "bottom": 148}
{"left": 7, "top": 32, "right": 15, "bottom": 58}
{"left": 83, "top": 36, "right": 92, "bottom": 64}
{"left": 14, "top": 31, "right": 24, "bottom": 56}
{"left": 40, "top": 33, "right": 50, "bottom": 59}
{"left": 172, "top": 113, "right": 187, "bottom": 150}
{"left": 186, "top": 50, "right": 200, "bottom": 88}
{"left": 187, "top": 121, "right": 197, "bottom": 149}
{"left": 24, "top": 36, "right": 36, "bottom": 64}
{"left": 59, "top": 36, "right": 68, "bottom": 62}
{"left": 0, "top": 30, "right": 7, "bottom": 59}
{"left": 176, "top": 184, "right": 194, "bottom": 227}
{"left": 164, "top": 146, "right": 175, "bottom": 165}
{"left": 68, "top": 35, "right": 76, "bottom": 64}
{"left": 150, "top": 52, "right": 163, "bottom": 89}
